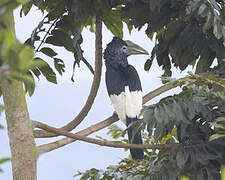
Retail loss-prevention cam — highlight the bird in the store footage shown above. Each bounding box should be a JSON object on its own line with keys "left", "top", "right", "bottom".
{"left": 104, "top": 36, "right": 148, "bottom": 160}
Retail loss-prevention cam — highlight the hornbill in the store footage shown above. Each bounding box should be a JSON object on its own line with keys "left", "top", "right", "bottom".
{"left": 104, "top": 37, "right": 148, "bottom": 160}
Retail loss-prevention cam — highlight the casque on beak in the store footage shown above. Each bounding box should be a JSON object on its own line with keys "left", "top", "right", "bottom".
{"left": 125, "top": 40, "right": 149, "bottom": 56}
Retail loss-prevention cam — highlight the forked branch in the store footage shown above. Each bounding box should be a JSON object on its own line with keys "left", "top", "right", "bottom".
{"left": 34, "top": 120, "right": 175, "bottom": 156}
{"left": 36, "top": 74, "right": 192, "bottom": 154}
{"left": 34, "top": 15, "right": 103, "bottom": 138}
{"left": 36, "top": 52, "right": 220, "bottom": 154}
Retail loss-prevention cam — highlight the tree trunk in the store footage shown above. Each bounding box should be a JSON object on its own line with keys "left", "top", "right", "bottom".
{"left": 0, "top": 12, "right": 37, "bottom": 180}
{"left": 1, "top": 79, "right": 37, "bottom": 180}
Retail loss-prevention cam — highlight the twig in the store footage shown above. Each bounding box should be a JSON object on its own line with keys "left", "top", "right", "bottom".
{"left": 34, "top": 16, "right": 103, "bottom": 138}
{"left": 34, "top": 120, "right": 175, "bottom": 156}
{"left": 36, "top": 18, "right": 58, "bottom": 52}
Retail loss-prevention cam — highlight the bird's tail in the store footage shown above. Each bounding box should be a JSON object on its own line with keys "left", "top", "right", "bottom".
{"left": 126, "top": 117, "right": 144, "bottom": 160}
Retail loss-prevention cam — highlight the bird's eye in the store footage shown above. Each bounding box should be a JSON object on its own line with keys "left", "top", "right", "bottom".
{"left": 122, "top": 46, "right": 127, "bottom": 51}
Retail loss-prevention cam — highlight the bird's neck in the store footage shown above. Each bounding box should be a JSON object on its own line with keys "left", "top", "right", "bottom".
{"left": 105, "top": 56, "right": 129, "bottom": 70}
{"left": 104, "top": 48, "right": 129, "bottom": 70}
{"left": 105, "top": 60, "right": 129, "bottom": 71}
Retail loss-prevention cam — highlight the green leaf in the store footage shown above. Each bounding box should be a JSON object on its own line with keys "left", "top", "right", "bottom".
{"left": 144, "top": 59, "right": 153, "bottom": 71}
{"left": 18, "top": 45, "right": 34, "bottom": 70}
{"left": 31, "top": 67, "right": 41, "bottom": 79}
{"left": 20, "top": 1, "right": 32, "bottom": 17}
{"left": 209, "top": 134, "right": 225, "bottom": 141}
{"left": 54, "top": 58, "right": 65, "bottom": 75}
{"left": 45, "top": 29, "right": 74, "bottom": 52}
{"left": 180, "top": 176, "right": 190, "bottom": 180}
{"left": 0, "top": 158, "right": 10, "bottom": 164}
{"left": 222, "top": 166, "right": 225, "bottom": 180}
{"left": 40, "top": 47, "right": 58, "bottom": 57}
{"left": 34, "top": 58, "right": 57, "bottom": 84}
{"left": 17, "top": 0, "right": 29, "bottom": 4}
{"left": 11, "top": 71, "right": 35, "bottom": 96}
{"left": 122, "top": 18, "right": 133, "bottom": 34}
{"left": 8, "top": 49, "right": 20, "bottom": 70}
{"left": 103, "top": 10, "right": 123, "bottom": 38}
{"left": 24, "top": 71, "right": 35, "bottom": 96}
{"left": 195, "top": 46, "right": 215, "bottom": 74}
{"left": 0, "top": 0, "right": 19, "bottom": 9}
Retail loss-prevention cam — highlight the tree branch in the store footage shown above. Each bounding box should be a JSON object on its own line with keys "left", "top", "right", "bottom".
{"left": 35, "top": 67, "right": 220, "bottom": 154}
{"left": 33, "top": 16, "right": 103, "bottom": 138}
{"left": 143, "top": 71, "right": 220, "bottom": 103}
{"left": 35, "top": 120, "right": 175, "bottom": 156}
{"left": 37, "top": 114, "right": 118, "bottom": 154}
{"left": 36, "top": 75, "right": 186, "bottom": 154}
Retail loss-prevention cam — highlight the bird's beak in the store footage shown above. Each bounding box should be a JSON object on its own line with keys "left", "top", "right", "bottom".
{"left": 125, "top": 40, "right": 149, "bottom": 56}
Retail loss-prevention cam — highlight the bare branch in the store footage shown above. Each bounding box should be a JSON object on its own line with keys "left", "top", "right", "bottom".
{"left": 143, "top": 76, "right": 190, "bottom": 104}
{"left": 143, "top": 71, "right": 219, "bottom": 103}
{"left": 37, "top": 114, "right": 118, "bottom": 154}
{"left": 34, "top": 16, "right": 103, "bottom": 138}
{"left": 36, "top": 76, "right": 184, "bottom": 154}
{"left": 35, "top": 66, "right": 220, "bottom": 154}
{"left": 35, "top": 120, "right": 175, "bottom": 156}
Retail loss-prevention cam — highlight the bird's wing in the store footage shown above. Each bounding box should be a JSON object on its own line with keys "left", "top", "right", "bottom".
{"left": 124, "top": 65, "right": 142, "bottom": 120}
{"left": 105, "top": 65, "right": 142, "bottom": 124}
{"left": 105, "top": 68, "right": 127, "bottom": 124}
{"left": 124, "top": 65, "right": 144, "bottom": 160}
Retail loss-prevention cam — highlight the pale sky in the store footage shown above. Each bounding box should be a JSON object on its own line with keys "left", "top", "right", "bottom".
{"left": 0, "top": 6, "right": 194, "bottom": 180}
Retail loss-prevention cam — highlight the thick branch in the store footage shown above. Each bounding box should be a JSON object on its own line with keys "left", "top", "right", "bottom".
{"left": 34, "top": 16, "right": 103, "bottom": 138}
{"left": 34, "top": 120, "right": 175, "bottom": 156}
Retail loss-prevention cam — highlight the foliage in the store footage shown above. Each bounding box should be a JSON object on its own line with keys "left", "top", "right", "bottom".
{"left": 75, "top": 74, "right": 225, "bottom": 180}
{"left": 0, "top": 1, "right": 57, "bottom": 96}
{"left": 121, "top": 0, "right": 225, "bottom": 76}
{"left": 0, "top": 0, "right": 224, "bottom": 179}
{"left": 141, "top": 75, "right": 225, "bottom": 180}
{"left": 1, "top": 0, "right": 224, "bottom": 95}
{"left": 209, "top": 117, "right": 225, "bottom": 141}
{"left": 144, "top": 75, "right": 225, "bottom": 140}
{"left": 17, "top": 0, "right": 224, "bottom": 179}
{"left": 18, "top": 0, "right": 225, "bottom": 82}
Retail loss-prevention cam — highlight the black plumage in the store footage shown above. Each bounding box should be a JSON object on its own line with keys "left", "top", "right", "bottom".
{"left": 104, "top": 37, "right": 148, "bottom": 160}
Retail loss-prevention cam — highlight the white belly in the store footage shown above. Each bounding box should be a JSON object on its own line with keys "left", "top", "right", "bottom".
{"left": 110, "top": 86, "right": 142, "bottom": 124}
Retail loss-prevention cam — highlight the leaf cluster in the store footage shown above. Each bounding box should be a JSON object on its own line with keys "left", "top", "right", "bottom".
{"left": 1, "top": 0, "right": 224, "bottom": 96}
{"left": 139, "top": 76, "right": 225, "bottom": 179}
{"left": 76, "top": 74, "right": 225, "bottom": 180}
{"left": 119, "top": 0, "right": 225, "bottom": 76}
{"left": 21, "top": 0, "right": 126, "bottom": 83}
{"left": 0, "top": 1, "right": 59, "bottom": 96}
{"left": 25, "top": 0, "right": 225, "bottom": 80}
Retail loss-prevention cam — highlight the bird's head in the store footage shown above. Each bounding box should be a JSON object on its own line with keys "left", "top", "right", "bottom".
{"left": 104, "top": 37, "right": 148, "bottom": 69}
